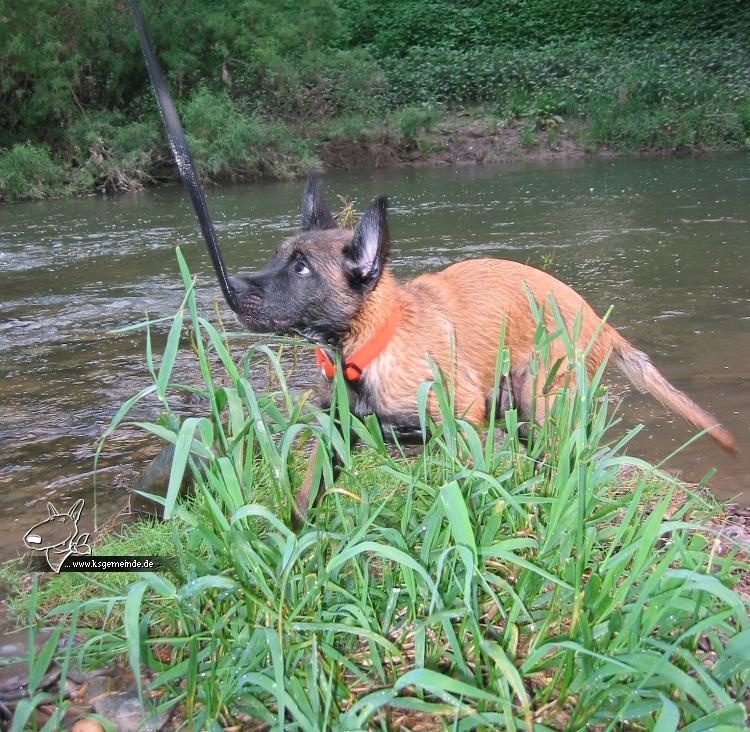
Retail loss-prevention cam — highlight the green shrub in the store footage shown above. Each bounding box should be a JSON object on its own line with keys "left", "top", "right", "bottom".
{"left": 391, "top": 105, "right": 442, "bottom": 144}
{"left": 2, "top": 1, "right": 750, "bottom": 200}
{"left": 249, "top": 48, "right": 385, "bottom": 120}
{"left": 65, "top": 111, "right": 163, "bottom": 193}
{"left": 0, "top": 143, "right": 66, "bottom": 201}
{"left": 519, "top": 122, "right": 537, "bottom": 148}
{"left": 341, "top": 0, "right": 750, "bottom": 56}
{"left": 319, "top": 113, "right": 385, "bottom": 142}
{"left": 378, "top": 38, "right": 750, "bottom": 150}
{"left": 181, "top": 88, "right": 318, "bottom": 180}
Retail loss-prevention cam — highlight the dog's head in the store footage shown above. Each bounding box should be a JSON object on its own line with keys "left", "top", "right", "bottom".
{"left": 229, "top": 174, "right": 390, "bottom": 344}
{"left": 23, "top": 500, "right": 83, "bottom": 551}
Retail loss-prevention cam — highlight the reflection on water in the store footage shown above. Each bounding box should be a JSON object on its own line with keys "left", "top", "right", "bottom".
{"left": 1, "top": 154, "right": 748, "bottom": 561}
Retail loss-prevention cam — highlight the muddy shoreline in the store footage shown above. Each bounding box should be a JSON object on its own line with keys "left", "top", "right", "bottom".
{"left": 161, "top": 117, "right": 747, "bottom": 201}
{"left": 5, "top": 115, "right": 739, "bottom": 207}
{"left": 315, "top": 114, "right": 739, "bottom": 175}
{"left": 317, "top": 116, "right": 593, "bottom": 171}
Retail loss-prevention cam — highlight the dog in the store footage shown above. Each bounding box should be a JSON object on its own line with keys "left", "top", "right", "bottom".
{"left": 228, "top": 174, "right": 737, "bottom": 523}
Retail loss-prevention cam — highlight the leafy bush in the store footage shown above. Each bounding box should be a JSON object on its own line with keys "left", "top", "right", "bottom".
{"left": 246, "top": 48, "right": 385, "bottom": 120}
{"left": 319, "top": 113, "right": 385, "bottom": 143}
{"left": 65, "top": 111, "right": 163, "bottom": 192}
{"left": 181, "top": 88, "right": 318, "bottom": 180}
{"left": 340, "top": 0, "right": 750, "bottom": 56}
{"left": 0, "top": 143, "right": 66, "bottom": 201}
{"left": 379, "top": 38, "right": 750, "bottom": 149}
{"left": 391, "top": 105, "right": 442, "bottom": 144}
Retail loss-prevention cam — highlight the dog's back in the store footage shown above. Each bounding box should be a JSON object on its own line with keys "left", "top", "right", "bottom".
{"left": 400, "top": 258, "right": 734, "bottom": 451}
{"left": 419, "top": 257, "right": 610, "bottom": 370}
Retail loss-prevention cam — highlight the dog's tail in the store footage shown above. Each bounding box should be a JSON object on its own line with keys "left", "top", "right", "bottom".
{"left": 610, "top": 332, "right": 737, "bottom": 454}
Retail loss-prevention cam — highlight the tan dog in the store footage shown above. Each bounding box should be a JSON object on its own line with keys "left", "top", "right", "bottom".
{"left": 228, "top": 175, "right": 736, "bottom": 523}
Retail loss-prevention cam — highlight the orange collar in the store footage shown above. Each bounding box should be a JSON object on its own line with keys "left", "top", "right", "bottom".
{"left": 315, "top": 304, "right": 401, "bottom": 382}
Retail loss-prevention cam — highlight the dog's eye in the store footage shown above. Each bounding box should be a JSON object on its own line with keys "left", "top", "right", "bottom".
{"left": 293, "top": 257, "right": 311, "bottom": 276}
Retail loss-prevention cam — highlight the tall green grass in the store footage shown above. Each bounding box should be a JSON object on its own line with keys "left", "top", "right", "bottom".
{"left": 13, "top": 251, "right": 749, "bottom": 730}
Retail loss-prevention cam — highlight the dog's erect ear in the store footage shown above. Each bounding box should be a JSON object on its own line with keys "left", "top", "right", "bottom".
{"left": 344, "top": 196, "right": 389, "bottom": 288}
{"left": 47, "top": 502, "right": 59, "bottom": 517}
{"left": 301, "top": 172, "right": 336, "bottom": 231}
{"left": 69, "top": 499, "right": 84, "bottom": 523}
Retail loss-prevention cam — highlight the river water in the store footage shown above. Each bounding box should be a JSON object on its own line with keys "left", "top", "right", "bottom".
{"left": 1, "top": 154, "right": 748, "bottom": 561}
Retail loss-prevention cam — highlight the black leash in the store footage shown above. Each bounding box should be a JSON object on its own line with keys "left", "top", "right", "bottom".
{"left": 128, "top": 0, "right": 240, "bottom": 313}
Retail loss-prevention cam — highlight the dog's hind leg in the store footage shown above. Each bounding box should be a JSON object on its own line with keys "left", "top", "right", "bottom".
{"left": 488, "top": 374, "right": 513, "bottom": 418}
{"left": 506, "top": 367, "right": 568, "bottom": 451}
{"left": 487, "top": 370, "right": 533, "bottom": 444}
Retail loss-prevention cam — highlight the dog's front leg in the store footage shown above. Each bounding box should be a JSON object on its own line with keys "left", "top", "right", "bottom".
{"left": 293, "top": 438, "right": 338, "bottom": 528}
{"left": 292, "top": 379, "right": 338, "bottom": 528}
{"left": 292, "top": 424, "right": 363, "bottom": 529}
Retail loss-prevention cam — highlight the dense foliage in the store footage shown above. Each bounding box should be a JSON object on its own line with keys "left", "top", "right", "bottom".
{"left": 1, "top": 0, "right": 749, "bottom": 199}
{"left": 340, "top": 0, "right": 750, "bottom": 53}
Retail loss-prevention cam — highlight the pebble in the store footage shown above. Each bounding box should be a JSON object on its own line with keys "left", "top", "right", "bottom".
{"left": 71, "top": 719, "right": 105, "bottom": 732}
{"left": 0, "top": 626, "right": 171, "bottom": 729}
{"left": 83, "top": 675, "right": 121, "bottom": 702}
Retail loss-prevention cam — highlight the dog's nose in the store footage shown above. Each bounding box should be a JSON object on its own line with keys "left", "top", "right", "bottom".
{"left": 228, "top": 274, "right": 265, "bottom": 298}
{"left": 227, "top": 275, "right": 243, "bottom": 293}
{"left": 227, "top": 275, "right": 255, "bottom": 296}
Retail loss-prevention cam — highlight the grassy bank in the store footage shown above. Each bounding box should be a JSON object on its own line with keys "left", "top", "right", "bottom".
{"left": 1, "top": 2, "right": 750, "bottom": 201}
{"left": 3, "top": 252, "right": 748, "bottom": 729}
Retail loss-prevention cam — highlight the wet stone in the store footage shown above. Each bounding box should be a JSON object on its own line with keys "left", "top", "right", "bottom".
{"left": 66, "top": 666, "right": 88, "bottom": 684}
{"left": 130, "top": 444, "right": 192, "bottom": 517}
{"left": 83, "top": 674, "right": 120, "bottom": 702}
{"left": 0, "top": 628, "right": 61, "bottom": 701}
{"left": 59, "top": 704, "right": 96, "bottom": 724}
{"left": 0, "top": 582, "right": 16, "bottom": 635}
{"left": 63, "top": 677, "right": 81, "bottom": 698}
{"left": 0, "top": 625, "right": 171, "bottom": 728}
